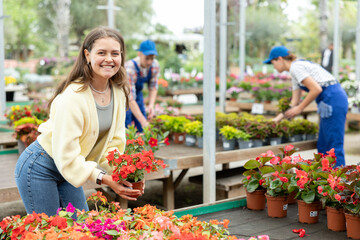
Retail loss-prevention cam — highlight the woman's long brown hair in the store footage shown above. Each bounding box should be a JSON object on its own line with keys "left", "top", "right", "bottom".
{"left": 48, "top": 26, "right": 130, "bottom": 108}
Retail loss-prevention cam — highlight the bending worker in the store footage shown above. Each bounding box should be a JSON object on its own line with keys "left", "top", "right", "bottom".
{"left": 264, "top": 46, "right": 348, "bottom": 167}
{"left": 125, "top": 40, "right": 160, "bottom": 132}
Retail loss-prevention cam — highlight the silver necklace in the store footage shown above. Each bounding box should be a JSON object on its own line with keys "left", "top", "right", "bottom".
{"left": 89, "top": 82, "right": 109, "bottom": 94}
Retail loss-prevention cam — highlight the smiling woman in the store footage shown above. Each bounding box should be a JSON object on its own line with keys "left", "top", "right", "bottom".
{"left": 14, "top": 27, "right": 144, "bottom": 217}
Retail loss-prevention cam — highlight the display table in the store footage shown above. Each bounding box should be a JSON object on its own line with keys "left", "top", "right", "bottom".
{"left": 0, "top": 140, "right": 317, "bottom": 210}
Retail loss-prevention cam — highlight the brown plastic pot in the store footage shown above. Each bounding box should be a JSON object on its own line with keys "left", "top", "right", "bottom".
{"left": 345, "top": 213, "right": 360, "bottom": 239}
{"left": 266, "top": 194, "right": 288, "bottom": 218}
{"left": 246, "top": 189, "right": 266, "bottom": 211}
{"left": 326, "top": 206, "right": 346, "bottom": 232}
{"left": 297, "top": 200, "right": 321, "bottom": 224}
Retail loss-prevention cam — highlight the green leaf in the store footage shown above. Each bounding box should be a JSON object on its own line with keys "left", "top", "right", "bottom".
{"left": 247, "top": 179, "right": 260, "bottom": 192}
{"left": 244, "top": 160, "right": 260, "bottom": 169}
{"left": 105, "top": 230, "right": 120, "bottom": 236}
{"left": 301, "top": 191, "right": 315, "bottom": 204}
{"left": 202, "top": 230, "right": 210, "bottom": 237}
{"left": 270, "top": 179, "right": 282, "bottom": 190}
{"left": 260, "top": 156, "right": 273, "bottom": 165}
{"left": 260, "top": 165, "right": 275, "bottom": 175}
{"left": 299, "top": 164, "right": 310, "bottom": 172}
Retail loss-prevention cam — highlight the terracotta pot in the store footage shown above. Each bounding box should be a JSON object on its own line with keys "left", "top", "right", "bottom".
{"left": 126, "top": 180, "right": 145, "bottom": 198}
{"left": 130, "top": 180, "right": 144, "bottom": 191}
{"left": 345, "top": 213, "right": 360, "bottom": 239}
{"left": 326, "top": 206, "right": 346, "bottom": 232}
{"left": 297, "top": 200, "right": 321, "bottom": 224}
{"left": 266, "top": 194, "right": 288, "bottom": 218}
{"left": 246, "top": 189, "right": 266, "bottom": 211}
{"left": 287, "top": 191, "right": 297, "bottom": 204}
{"left": 172, "top": 132, "right": 185, "bottom": 144}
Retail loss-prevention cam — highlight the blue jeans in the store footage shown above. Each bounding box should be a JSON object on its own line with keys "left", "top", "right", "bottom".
{"left": 15, "top": 140, "right": 89, "bottom": 216}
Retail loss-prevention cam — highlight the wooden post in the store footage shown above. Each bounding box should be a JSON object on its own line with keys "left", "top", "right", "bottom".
{"left": 163, "top": 172, "right": 175, "bottom": 210}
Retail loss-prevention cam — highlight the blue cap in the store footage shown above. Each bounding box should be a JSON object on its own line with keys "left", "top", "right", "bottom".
{"left": 263, "top": 46, "right": 289, "bottom": 64}
{"left": 137, "top": 40, "right": 158, "bottom": 56}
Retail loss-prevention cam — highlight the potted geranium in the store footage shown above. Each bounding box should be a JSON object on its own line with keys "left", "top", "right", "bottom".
{"left": 288, "top": 150, "right": 336, "bottom": 224}
{"left": 264, "top": 172, "right": 292, "bottom": 218}
{"left": 330, "top": 165, "right": 360, "bottom": 238}
{"left": 318, "top": 166, "right": 348, "bottom": 232}
{"left": 242, "top": 150, "right": 276, "bottom": 210}
{"left": 106, "top": 137, "right": 167, "bottom": 191}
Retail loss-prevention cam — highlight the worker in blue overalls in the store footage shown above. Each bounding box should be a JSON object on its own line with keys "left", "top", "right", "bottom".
{"left": 125, "top": 40, "right": 160, "bottom": 132}
{"left": 264, "top": 46, "right": 348, "bottom": 167}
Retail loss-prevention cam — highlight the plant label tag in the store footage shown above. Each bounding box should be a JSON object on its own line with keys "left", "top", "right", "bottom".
{"left": 310, "top": 211, "right": 318, "bottom": 217}
{"left": 179, "top": 135, "right": 184, "bottom": 141}
{"left": 251, "top": 103, "right": 264, "bottom": 115}
{"left": 224, "top": 142, "right": 230, "bottom": 148}
{"left": 283, "top": 204, "right": 288, "bottom": 210}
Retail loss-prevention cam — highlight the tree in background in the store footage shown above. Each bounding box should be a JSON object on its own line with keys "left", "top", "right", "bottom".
{"left": 3, "top": 0, "right": 42, "bottom": 60}
{"left": 4, "top": 0, "right": 153, "bottom": 60}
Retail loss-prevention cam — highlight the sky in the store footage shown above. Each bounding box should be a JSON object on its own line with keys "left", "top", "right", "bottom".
{"left": 151, "top": 0, "right": 312, "bottom": 35}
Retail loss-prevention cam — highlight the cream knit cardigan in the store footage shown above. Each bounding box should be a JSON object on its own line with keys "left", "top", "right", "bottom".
{"left": 37, "top": 81, "right": 126, "bottom": 188}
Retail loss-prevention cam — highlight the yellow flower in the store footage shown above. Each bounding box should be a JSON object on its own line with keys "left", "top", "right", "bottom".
{"left": 5, "top": 76, "right": 16, "bottom": 85}
{"left": 10, "top": 115, "right": 14, "bottom": 120}
{"left": 11, "top": 106, "right": 15, "bottom": 111}
{"left": 15, "top": 105, "right": 20, "bottom": 110}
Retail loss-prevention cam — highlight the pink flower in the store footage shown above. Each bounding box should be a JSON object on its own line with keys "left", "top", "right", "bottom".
{"left": 317, "top": 186, "right": 323, "bottom": 194}
{"left": 258, "top": 235, "right": 270, "bottom": 240}
{"left": 284, "top": 144, "right": 294, "bottom": 151}
{"left": 335, "top": 194, "right": 341, "bottom": 201}
{"left": 66, "top": 202, "right": 75, "bottom": 213}
{"left": 270, "top": 156, "right": 280, "bottom": 165}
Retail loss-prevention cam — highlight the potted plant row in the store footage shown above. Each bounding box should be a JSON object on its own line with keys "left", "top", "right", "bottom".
{"left": 184, "top": 120, "right": 203, "bottom": 148}
{"left": 242, "top": 145, "right": 360, "bottom": 239}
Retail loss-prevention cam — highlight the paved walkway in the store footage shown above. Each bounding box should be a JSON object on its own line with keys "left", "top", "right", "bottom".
{"left": 197, "top": 201, "right": 349, "bottom": 240}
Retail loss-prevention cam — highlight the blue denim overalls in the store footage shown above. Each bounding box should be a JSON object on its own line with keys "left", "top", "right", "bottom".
{"left": 299, "top": 82, "right": 348, "bottom": 167}
{"left": 125, "top": 60, "right": 152, "bottom": 132}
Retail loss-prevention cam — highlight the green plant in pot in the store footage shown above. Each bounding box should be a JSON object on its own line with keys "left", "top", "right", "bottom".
{"left": 166, "top": 116, "right": 191, "bottom": 144}
{"left": 236, "top": 130, "right": 252, "bottom": 149}
{"left": 184, "top": 120, "right": 202, "bottom": 147}
{"left": 244, "top": 120, "right": 270, "bottom": 146}
{"left": 219, "top": 125, "right": 240, "bottom": 150}
{"left": 13, "top": 117, "right": 44, "bottom": 150}
{"left": 242, "top": 151, "right": 276, "bottom": 210}
{"left": 277, "top": 97, "right": 291, "bottom": 113}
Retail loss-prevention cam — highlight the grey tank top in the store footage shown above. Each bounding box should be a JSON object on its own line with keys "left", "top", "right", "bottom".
{"left": 95, "top": 88, "right": 114, "bottom": 140}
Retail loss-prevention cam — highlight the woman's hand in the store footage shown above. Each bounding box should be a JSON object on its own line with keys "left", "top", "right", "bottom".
{"left": 284, "top": 106, "right": 302, "bottom": 119}
{"left": 102, "top": 175, "right": 142, "bottom": 201}
{"left": 272, "top": 113, "right": 284, "bottom": 122}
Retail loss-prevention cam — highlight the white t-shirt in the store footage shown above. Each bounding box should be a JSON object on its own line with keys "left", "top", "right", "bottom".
{"left": 290, "top": 60, "right": 336, "bottom": 91}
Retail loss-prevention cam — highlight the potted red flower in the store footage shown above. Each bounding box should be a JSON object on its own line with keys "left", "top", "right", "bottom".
{"left": 106, "top": 137, "right": 167, "bottom": 191}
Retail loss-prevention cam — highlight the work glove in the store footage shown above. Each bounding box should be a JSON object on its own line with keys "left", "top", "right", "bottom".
{"left": 317, "top": 101, "right": 333, "bottom": 118}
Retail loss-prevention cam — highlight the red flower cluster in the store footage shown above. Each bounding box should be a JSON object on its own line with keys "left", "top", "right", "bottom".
{"left": 106, "top": 137, "right": 166, "bottom": 183}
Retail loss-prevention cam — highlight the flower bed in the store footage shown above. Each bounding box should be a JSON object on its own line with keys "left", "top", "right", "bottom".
{"left": 0, "top": 192, "right": 268, "bottom": 239}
